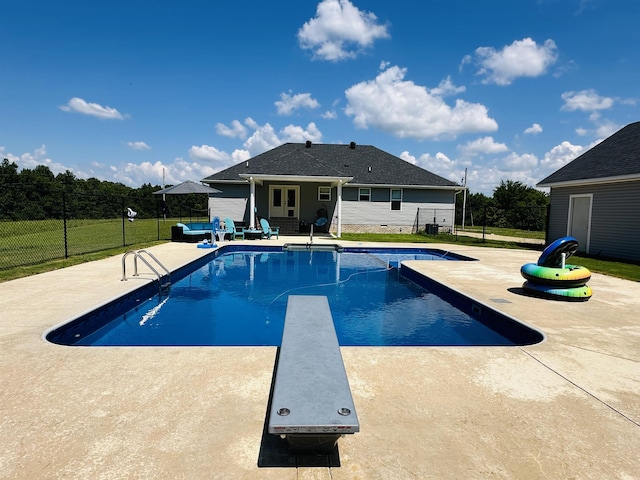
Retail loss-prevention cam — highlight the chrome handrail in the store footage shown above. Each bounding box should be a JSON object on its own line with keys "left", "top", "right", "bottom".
{"left": 121, "top": 250, "right": 171, "bottom": 295}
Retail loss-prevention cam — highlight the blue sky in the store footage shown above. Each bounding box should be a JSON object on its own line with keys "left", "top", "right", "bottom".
{"left": 2, "top": 0, "right": 638, "bottom": 195}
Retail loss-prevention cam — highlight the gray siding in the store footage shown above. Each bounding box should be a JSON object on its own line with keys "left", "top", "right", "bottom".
{"left": 209, "top": 197, "right": 248, "bottom": 223}
{"left": 207, "top": 183, "right": 250, "bottom": 222}
{"left": 206, "top": 181, "right": 457, "bottom": 233}
{"left": 548, "top": 180, "right": 640, "bottom": 263}
{"left": 341, "top": 186, "right": 455, "bottom": 229}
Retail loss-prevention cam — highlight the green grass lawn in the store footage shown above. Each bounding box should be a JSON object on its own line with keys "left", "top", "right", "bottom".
{"left": 0, "top": 218, "right": 181, "bottom": 272}
{"left": 454, "top": 226, "right": 546, "bottom": 239}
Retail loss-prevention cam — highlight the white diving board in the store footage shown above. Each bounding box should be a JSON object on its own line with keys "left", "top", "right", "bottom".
{"left": 268, "top": 295, "right": 359, "bottom": 452}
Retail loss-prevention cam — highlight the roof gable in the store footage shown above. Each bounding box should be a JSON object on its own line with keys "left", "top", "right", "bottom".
{"left": 202, "top": 142, "right": 459, "bottom": 187}
{"left": 538, "top": 121, "right": 640, "bottom": 186}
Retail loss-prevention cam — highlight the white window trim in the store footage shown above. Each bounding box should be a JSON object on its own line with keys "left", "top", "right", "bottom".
{"left": 318, "top": 186, "right": 331, "bottom": 201}
{"left": 390, "top": 188, "right": 403, "bottom": 210}
{"left": 359, "top": 187, "right": 371, "bottom": 201}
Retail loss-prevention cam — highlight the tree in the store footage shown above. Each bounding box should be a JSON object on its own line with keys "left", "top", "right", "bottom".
{"left": 491, "top": 180, "right": 548, "bottom": 230}
{"left": 0, "top": 159, "right": 22, "bottom": 220}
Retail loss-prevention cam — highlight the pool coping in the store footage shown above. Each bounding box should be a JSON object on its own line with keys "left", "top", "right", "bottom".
{"left": 1, "top": 238, "right": 639, "bottom": 479}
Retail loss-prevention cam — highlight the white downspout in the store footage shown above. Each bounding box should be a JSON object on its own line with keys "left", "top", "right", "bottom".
{"left": 249, "top": 177, "right": 256, "bottom": 229}
{"left": 337, "top": 181, "right": 343, "bottom": 238}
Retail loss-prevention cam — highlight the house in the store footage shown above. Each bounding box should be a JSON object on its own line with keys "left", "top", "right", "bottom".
{"left": 201, "top": 141, "right": 462, "bottom": 236}
{"left": 537, "top": 121, "right": 640, "bottom": 263}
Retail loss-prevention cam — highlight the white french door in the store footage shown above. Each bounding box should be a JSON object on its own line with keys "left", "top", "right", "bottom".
{"left": 269, "top": 185, "right": 299, "bottom": 218}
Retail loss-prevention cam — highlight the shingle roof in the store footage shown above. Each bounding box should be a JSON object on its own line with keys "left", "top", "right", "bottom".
{"left": 537, "top": 121, "right": 640, "bottom": 186}
{"left": 202, "top": 142, "right": 459, "bottom": 187}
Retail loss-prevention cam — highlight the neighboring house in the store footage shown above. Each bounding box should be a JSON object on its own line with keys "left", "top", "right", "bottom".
{"left": 537, "top": 121, "right": 640, "bottom": 263}
{"left": 201, "top": 141, "right": 462, "bottom": 236}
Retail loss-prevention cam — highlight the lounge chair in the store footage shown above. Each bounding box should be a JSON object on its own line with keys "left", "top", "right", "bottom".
{"left": 223, "top": 218, "right": 245, "bottom": 240}
{"left": 260, "top": 218, "right": 279, "bottom": 239}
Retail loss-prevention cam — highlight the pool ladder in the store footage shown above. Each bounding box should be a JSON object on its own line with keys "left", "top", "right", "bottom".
{"left": 121, "top": 250, "right": 171, "bottom": 294}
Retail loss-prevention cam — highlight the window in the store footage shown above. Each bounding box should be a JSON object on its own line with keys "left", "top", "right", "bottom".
{"left": 359, "top": 188, "right": 371, "bottom": 201}
{"left": 272, "top": 188, "right": 282, "bottom": 207}
{"left": 318, "top": 186, "right": 331, "bottom": 201}
{"left": 391, "top": 189, "right": 402, "bottom": 210}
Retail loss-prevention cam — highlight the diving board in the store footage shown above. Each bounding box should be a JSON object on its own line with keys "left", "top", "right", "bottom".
{"left": 268, "top": 295, "right": 359, "bottom": 452}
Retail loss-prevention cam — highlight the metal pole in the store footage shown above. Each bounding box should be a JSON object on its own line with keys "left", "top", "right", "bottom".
{"left": 122, "top": 197, "right": 126, "bottom": 247}
{"left": 62, "top": 192, "right": 69, "bottom": 258}
{"left": 461, "top": 168, "right": 467, "bottom": 231}
{"left": 162, "top": 168, "right": 166, "bottom": 222}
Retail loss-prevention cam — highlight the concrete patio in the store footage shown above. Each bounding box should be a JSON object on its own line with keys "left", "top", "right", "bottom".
{"left": 0, "top": 238, "right": 638, "bottom": 479}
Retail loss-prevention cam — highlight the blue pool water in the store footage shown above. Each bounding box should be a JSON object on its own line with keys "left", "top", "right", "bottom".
{"left": 46, "top": 246, "right": 543, "bottom": 347}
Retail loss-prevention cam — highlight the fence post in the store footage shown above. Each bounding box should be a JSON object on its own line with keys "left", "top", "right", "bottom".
{"left": 121, "top": 197, "right": 126, "bottom": 247}
{"left": 482, "top": 204, "right": 487, "bottom": 242}
{"left": 63, "top": 192, "right": 69, "bottom": 258}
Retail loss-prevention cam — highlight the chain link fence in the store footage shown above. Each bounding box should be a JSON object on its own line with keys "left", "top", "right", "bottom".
{"left": 412, "top": 208, "right": 455, "bottom": 234}
{"left": 413, "top": 204, "right": 548, "bottom": 239}
{"left": 0, "top": 188, "right": 208, "bottom": 270}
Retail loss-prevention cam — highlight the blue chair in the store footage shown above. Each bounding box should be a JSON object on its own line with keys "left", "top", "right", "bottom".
{"left": 223, "top": 217, "right": 245, "bottom": 240}
{"left": 260, "top": 218, "right": 279, "bottom": 239}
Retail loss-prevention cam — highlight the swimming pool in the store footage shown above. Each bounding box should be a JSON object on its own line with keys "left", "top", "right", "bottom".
{"left": 46, "top": 245, "right": 543, "bottom": 347}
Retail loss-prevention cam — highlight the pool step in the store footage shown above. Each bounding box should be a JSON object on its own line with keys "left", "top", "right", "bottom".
{"left": 283, "top": 243, "right": 342, "bottom": 252}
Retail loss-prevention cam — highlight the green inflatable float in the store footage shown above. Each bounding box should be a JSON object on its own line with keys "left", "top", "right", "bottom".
{"left": 520, "top": 236, "right": 592, "bottom": 301}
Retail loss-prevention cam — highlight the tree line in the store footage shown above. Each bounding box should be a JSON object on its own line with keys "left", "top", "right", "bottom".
{"left": 0, "top": 159, "right": 207, "bottom": 221}
{"left": 456, "top": 179, "right": 549, "bottom": 231}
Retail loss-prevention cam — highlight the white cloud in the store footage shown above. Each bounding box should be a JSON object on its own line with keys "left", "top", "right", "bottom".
{"left": 459, "top": 136, "right": 509, "bottom": 156}
{"left": 539, "top": 141, "right": 585, "bottom": 172}
{"left": 501, "top": 152, "right": 538, "bottom": 171}
{"left": 429, "top": 76, "right": 466, "bottom": 97}
{"left": 561, "top": 89, "right": 614, "bottom": 112}
{"left": 297, "top": 0, "right": 389, "bottom": 61}
{"left": 594, "top": 122, "right": 619, "bottom": 138}
{"left": 399, "top": 151, "right": 417, "bottom": 165}
{"left": 231, "top": 149, "right": 251, "bottom": 163}
{"left": 1, "top": 145, "right": 95, "bottom": 179}
{"left": 59, "top": 97, "right": 125, "bottom": 119}
{"left": 400, "top": 138, "right": 589, "bottom": 196}
{"left": 464, "top": 38, "right": 558, "bottom": 85}
{"left": 242, "top": 121, "right": 282, "bottom": 155}
{"left": 114, "top": 159, "right": 219, "bottom": 186}
{"left": 189, "top": 144, "right": 232, "bottom": 164}
{"left": 322, "top": 110, "right": 338, "bottom": 119}
{"left": 416, "top": 151, "right": 457, "bottom": 172}
{"left": 216, "top": 120, "right": 247, "bottom": 139}
{"left": 344, "top": 65, "right": 498, "bottom": 140}
{"left": 524, "top": 123, "right": 543, "bottom": 135}
{"left": 275, "top": 91, "right": 320, "bottom": 115}
{"left": 280, "top": 122, "right": 323, "bottom": 143}
{"left": 127, "top": 141, "right": 151, "bottom": 150}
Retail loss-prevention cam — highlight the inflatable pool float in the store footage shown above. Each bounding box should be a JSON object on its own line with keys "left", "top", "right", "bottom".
{"left": 519, "top": 236, "right": 592, "bottom": 301}
{"left": 537, "top": 236, "right": 578, "bottom": 267}
{"left": 520, "top": 263, "right": 591, "bottom": 288}
{"left": 522, "top": 281, "right": 592, "bottom": 301}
